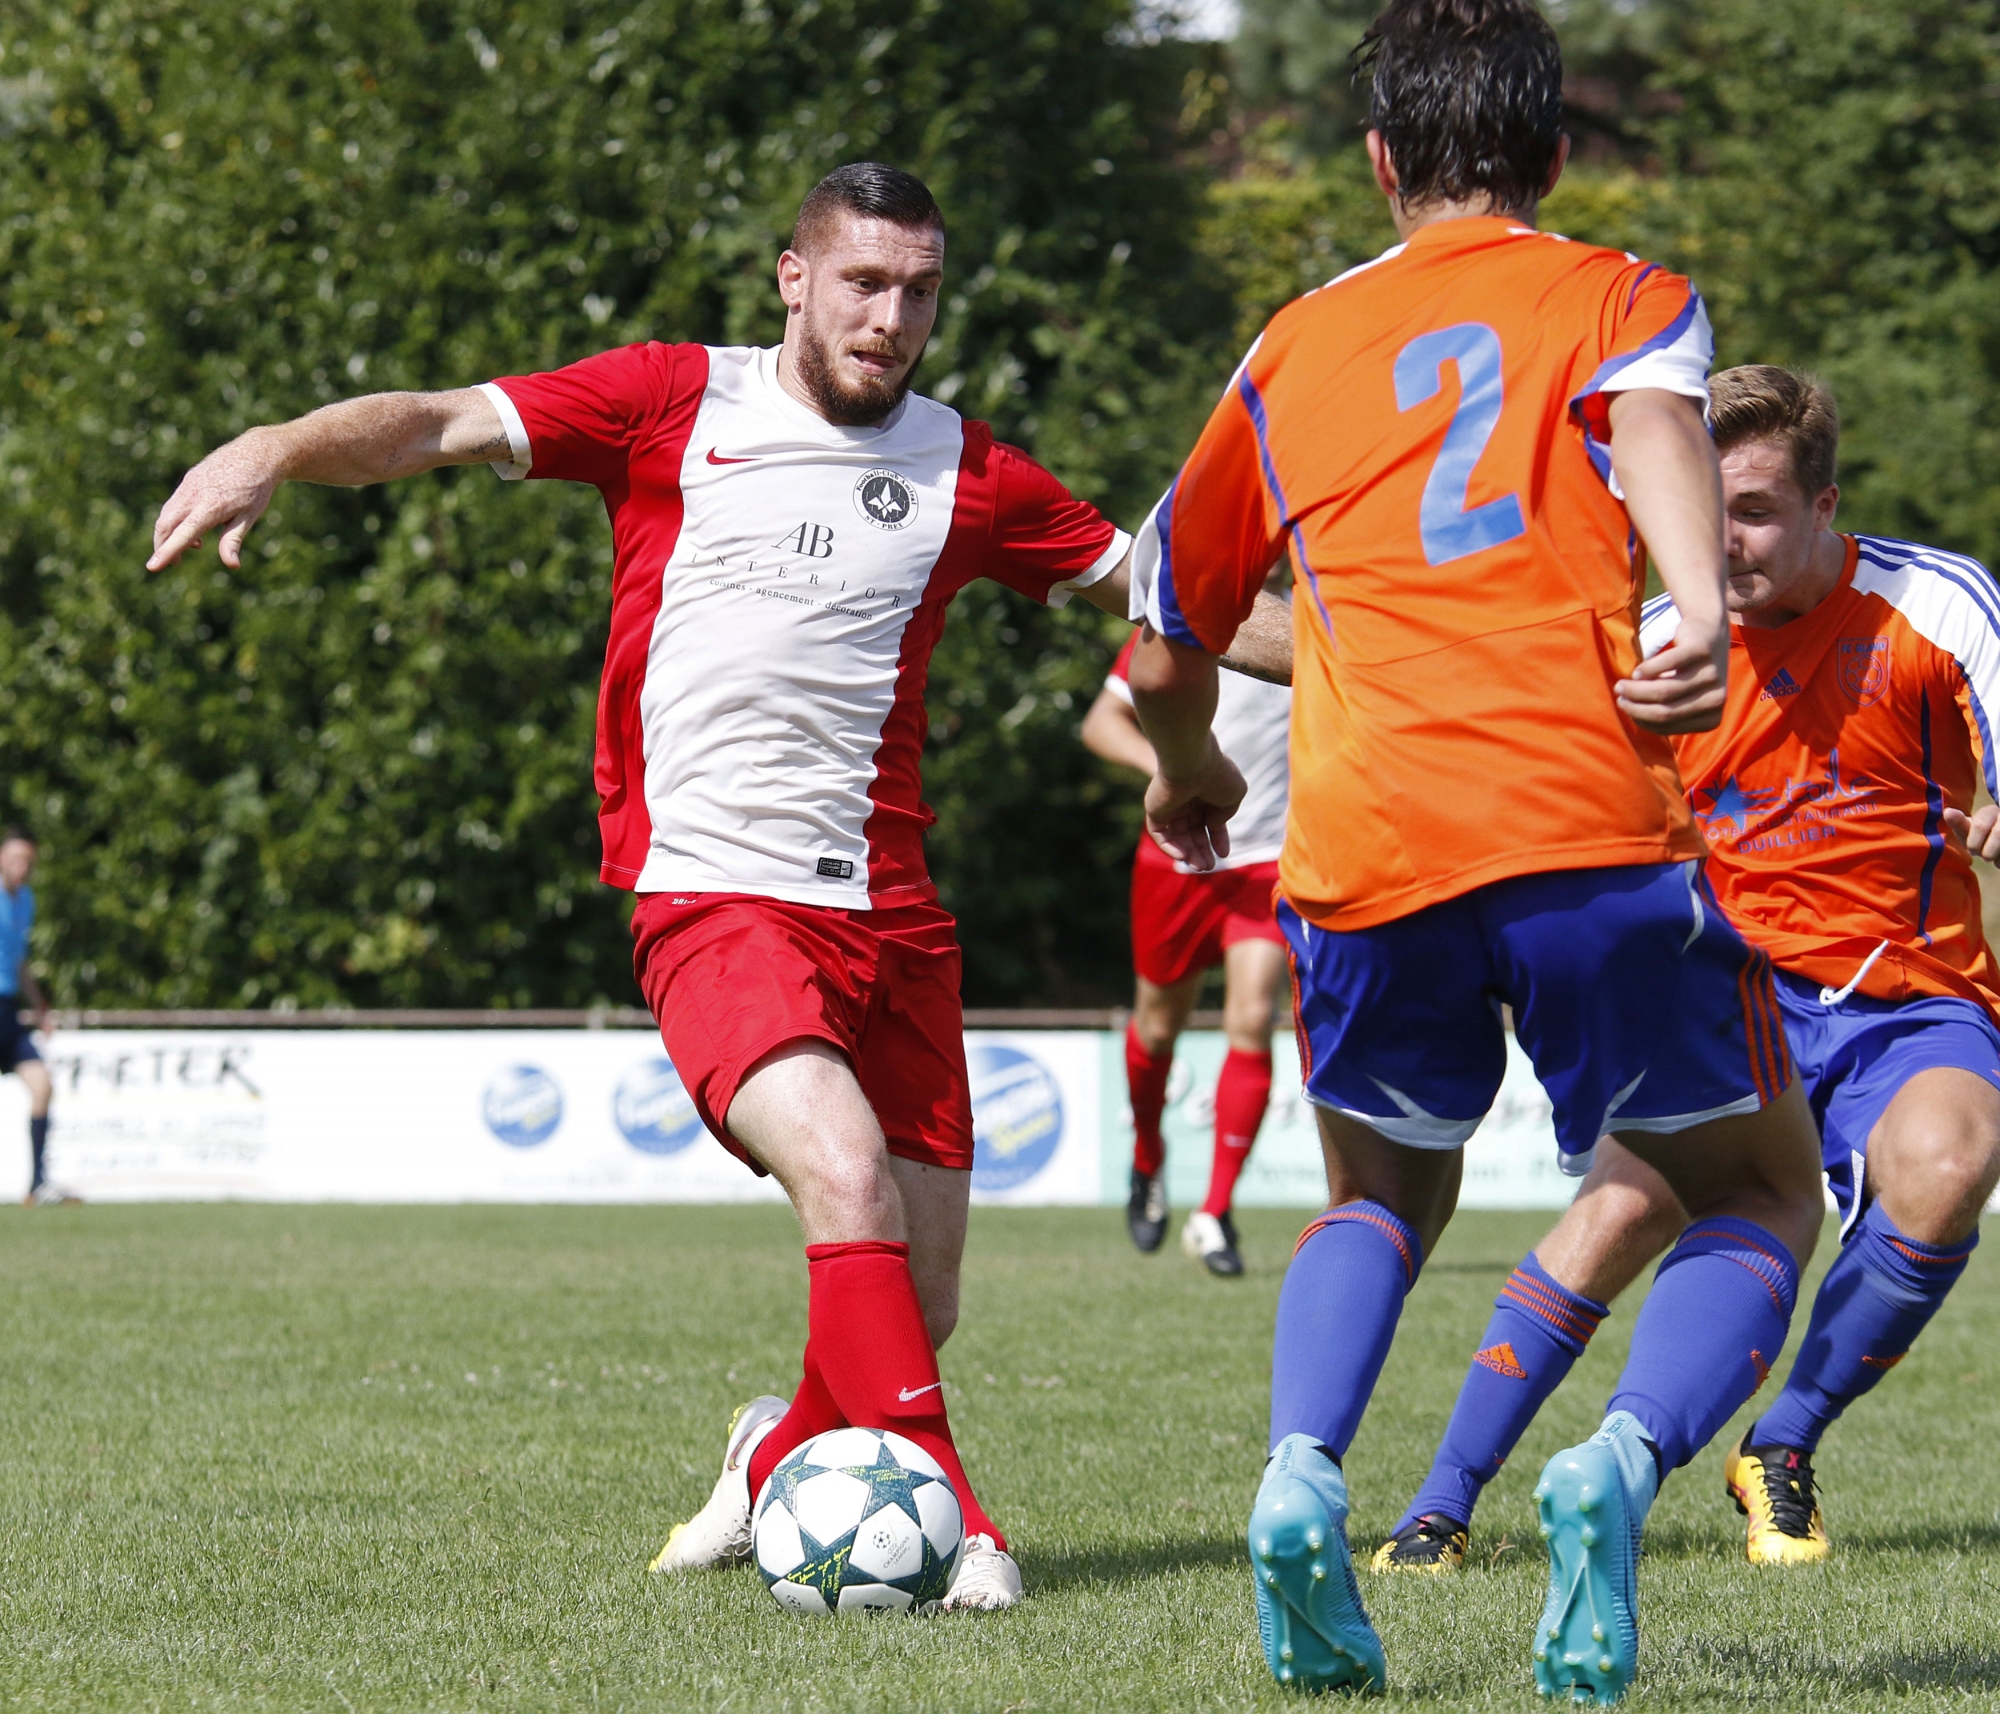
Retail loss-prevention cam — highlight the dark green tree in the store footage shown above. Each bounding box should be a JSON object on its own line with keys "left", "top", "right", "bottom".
{"left": 0, "top": 0, "right": 1234, "bottom": 1008}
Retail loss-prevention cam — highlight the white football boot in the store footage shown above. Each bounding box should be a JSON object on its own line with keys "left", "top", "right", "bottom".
{"left": 938, "top": 1531, "right": 1024, "bottom": 1610}
{"left": 649, "top": 1394, "right": 789, "bottom": 1572}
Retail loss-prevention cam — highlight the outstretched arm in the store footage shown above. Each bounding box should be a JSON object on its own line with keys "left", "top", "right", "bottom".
{"left": 1608, "top": 388, "right": 1729, "bottom": 734}
{"left": 148, "top": 388, "right": 512, "bottom": 570}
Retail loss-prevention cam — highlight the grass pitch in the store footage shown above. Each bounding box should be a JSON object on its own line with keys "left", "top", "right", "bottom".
{"left": 0, "top": 1204, "right": 1993, "bottom": 1711}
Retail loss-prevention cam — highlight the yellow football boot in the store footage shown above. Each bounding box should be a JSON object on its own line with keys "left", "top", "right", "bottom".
{"left": 1723, "top": 1436, "right": 1829, "bottom": 1565}
{"left": 1369, "top": 1513, "right": 1468, "bottom": 1575}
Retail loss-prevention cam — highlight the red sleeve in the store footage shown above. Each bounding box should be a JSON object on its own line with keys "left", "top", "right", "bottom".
{"left": 486, "top": 342, "right": 691, "bottom": 489}
{"left": 975, "top": 432, "right": 1127, "bottom": 606}
{"left": 1108, "top": 630, "right": 1138, "bottom": 685}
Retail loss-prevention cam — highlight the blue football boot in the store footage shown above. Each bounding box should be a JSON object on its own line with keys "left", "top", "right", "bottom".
{"left": 1248, "top": 1433, "right": 1387, "bottom": 1694}
{"left": 1531, "top": 1411, "right": 1660, "bottom": 1704}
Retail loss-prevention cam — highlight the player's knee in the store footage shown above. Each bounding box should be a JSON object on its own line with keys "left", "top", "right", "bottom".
{"left": 1890, "top": 1127, "right": 2000, "bottom": 1237}
{"left": 1131, "top": 1011, "right": 1178, "bottom": 1058}
{"left": 1222, "top": 994, "right": 1275, "bottom": 1047}
{"left": 797, "top": 1145, "right": 897, "bottom": 1230}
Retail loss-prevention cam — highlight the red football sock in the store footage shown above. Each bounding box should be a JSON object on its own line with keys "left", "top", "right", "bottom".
{"left": 1202, "top": 1047, "right": 1272, "bottom": 1218}
{"left": 746, "top": 1341, "right": 846, "bottom": 1504}
{"left": 803, "top": 1238, "right": 1005, "bottom": 1549}
{"left": 1125, "top": 1021, "right": 1173, "bottom": 1178}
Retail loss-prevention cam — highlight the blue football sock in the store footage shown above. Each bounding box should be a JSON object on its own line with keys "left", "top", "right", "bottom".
{"left": 1607, "top": 1216, "right": 1799, "bottom": 1473}
{"left": 1397, "top": 1251, "right": 1607, "bottom": 1533}
{"left": 1269, "top": 1200, "right": 1423, "bottom": 1458}
{"left": 1750, "top": 1201, "right": 1977, "bottom": 1451}
{"left": 28, "top": 1114, "right": 46, "bottom": 1190}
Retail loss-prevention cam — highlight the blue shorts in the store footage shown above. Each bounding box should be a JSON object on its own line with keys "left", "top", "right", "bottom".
{"left": 1280, "top": 861, "right": 1790, "bottom": 1170}
{"left": 0, "top": 1006, "right": 39, "bottom": 1076}
{"left": 1776, "top": 971, "right": 2000, "bottom": 1232}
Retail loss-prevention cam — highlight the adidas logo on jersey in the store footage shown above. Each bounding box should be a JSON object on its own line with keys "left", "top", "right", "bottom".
{"left": 1473, "top": 1341, "right": 1528, "bottom": 1379}
{"left": 1759, "top": 668, "right": 1804, "bottom": 701}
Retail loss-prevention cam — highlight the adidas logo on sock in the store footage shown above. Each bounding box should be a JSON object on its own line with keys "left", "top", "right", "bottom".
{"left": 1759, "top": 668, "right": 1804, "bottom": 701}
{"left": 1473, "top": 1341, "right": 1528, "bottom": 1379}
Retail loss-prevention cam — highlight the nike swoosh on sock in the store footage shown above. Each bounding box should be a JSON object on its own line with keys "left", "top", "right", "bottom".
{"left": 898, "top": 1382, "right": 943, "bottom": 1402}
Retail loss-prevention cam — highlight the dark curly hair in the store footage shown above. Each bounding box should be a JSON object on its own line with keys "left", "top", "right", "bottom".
{"left": 1355, "top": 0, "right": 1565, "bottom": 215}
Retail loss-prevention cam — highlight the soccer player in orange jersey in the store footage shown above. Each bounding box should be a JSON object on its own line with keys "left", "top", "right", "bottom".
{"left": 1380, "top": 366, "right": 2000, "bottom": 1576}
{"left": 1123, "top": 1, "right": 1826, "bottom": 1699}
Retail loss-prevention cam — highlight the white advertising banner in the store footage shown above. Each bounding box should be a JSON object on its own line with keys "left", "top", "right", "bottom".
{"left": 0, "top": 1025, "right": 1595, "bottom": 1209}
{"left": 1, "top": 1023, "right": 1974, "bottom": 1211}
{"left": 0, "top": 1028, "right": 1111, "bottom": 1208}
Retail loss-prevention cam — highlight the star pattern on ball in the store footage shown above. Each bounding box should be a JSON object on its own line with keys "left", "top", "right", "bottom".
{"left": 832, "top": 1442, "right": 938, "bottom": 1528}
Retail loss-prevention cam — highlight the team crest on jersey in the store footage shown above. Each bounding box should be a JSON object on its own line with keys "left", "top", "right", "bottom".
{"left": 1837, "top": 636, "right": 1890, "bottom": 707}
{"left": 854, "top": 469, "right": 917, "bottom": 531}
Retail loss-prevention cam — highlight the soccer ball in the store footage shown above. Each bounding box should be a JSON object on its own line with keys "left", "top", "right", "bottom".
{"left": 751, "top": 1426, "right": 963, "bottom": 1614}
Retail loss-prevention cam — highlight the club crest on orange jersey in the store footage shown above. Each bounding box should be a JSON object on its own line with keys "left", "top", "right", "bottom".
{"left": 1838, "top": 637, "right": 1890, "bottom": 707}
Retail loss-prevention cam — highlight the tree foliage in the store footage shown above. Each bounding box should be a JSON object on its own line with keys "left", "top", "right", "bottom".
{"left": 7, "top": 0, "right": 1999, "bottom": 1008}
{"left": 0, "top": 0, "right": 1230, "bottom": 1007}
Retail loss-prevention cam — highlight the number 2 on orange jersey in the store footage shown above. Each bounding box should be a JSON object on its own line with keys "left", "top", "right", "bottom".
{"left": 1394, "top": 323, "right": 1527, "bottom": 568}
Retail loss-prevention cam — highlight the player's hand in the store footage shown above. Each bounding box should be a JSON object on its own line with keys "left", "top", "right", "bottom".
{"left": 148, "top": 431, "right": 287, "bottom": 571}
{"left": 1945, "top": 804, "right": 2000, "bottom": 863}
{"left": 1614, "top": 616, "right": 1728, "bottom": 734}
{"left": 1143, "top": 738, "right": 1247, "bottom": 874}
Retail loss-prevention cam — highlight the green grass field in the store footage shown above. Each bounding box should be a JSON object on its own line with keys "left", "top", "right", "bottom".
{"left": 0, "top": 1203, "right": 1993, "bottom": 1711}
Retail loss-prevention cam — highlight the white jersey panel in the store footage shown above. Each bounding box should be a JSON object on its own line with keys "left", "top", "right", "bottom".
{"left": 1854, "top": 534, "right": 2000, "bottom": 794}
{"left": 633, "top": 347, "right": 963, "bottom": 905}
{"left": 1108, "top": 660, "right": 1292, "bottom": 869}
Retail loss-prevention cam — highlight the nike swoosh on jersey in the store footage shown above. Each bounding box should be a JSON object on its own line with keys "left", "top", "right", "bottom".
{"left": 705, "top": 448, "right": 754, "bottom": 465}
{"left": 897, "top": 1382, "right": 942, "bottom": 1402}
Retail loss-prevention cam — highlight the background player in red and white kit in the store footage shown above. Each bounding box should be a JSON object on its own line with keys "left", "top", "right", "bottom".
{"left": 1083, "top": 583, "right": 1292, "bottom": 1275}
{"left": 1378, "top": 367, "right": 2000, "bottom": 1574}
{"left": 147, "top": 162, "right": 1254, "bottom": 1611}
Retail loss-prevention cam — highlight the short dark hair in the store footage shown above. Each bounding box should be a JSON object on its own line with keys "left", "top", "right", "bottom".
{"left": 1710, "top": 366, "right": 1840, "bottom": 496}
{"left": 1356, "top": 0, "right": 1565, "bottom": 215}
{"left": 790, "top": 162, "right": 944, "bottom": 256}
{"left": 0, "top": 827, "right": 35, "bottom": 847}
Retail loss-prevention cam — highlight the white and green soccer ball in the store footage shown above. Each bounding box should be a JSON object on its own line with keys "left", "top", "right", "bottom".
{"left": 751, "top": 1427, "right": 963, "bottom": 1614}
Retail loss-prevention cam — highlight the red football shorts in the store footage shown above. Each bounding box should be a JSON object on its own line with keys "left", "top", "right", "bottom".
{"left": 1130, "top": 842, "right": 1283, "bottom": 988}
{"left": 630, "top": 892, "right": 975, "bottom": 1173}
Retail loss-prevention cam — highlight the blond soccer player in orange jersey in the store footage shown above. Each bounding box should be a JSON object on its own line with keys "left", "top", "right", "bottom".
{"left": 1121, "top": 0, "right": 1824, "bottom": 1700}
{"left": 1380, "top": 366, "right": 2000, "bottom": 1578}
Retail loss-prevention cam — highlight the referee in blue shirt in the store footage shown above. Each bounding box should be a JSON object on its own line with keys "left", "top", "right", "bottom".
{"left": 0, "top": 830, "right": 56, "bottom": 1203}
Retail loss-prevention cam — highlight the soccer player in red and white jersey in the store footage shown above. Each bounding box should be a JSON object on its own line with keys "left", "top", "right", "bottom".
{"left": 1083, "top": 587, "right": 1291, "bottom": 1275}
{"left": 148, "top": 163, "right": 1285, "bottom": 1611}
{"left": 1379, "top": 367, "right": 2000, "bottom": 1575}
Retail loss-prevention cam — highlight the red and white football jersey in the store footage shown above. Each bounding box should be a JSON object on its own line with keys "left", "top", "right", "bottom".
{"left": 480, "top": 344, "right": 1129, "bottom": 908}
{"left": 1103, "top": 630, "right": 1292, "bottom": 869}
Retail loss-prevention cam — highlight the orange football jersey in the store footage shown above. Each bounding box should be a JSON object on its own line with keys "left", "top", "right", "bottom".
{"left": 1643, "top": 534, "right": 2000, "bottom": 1019}
{"left": 1130, "top": 217, "right": 1713, "bottom": 931}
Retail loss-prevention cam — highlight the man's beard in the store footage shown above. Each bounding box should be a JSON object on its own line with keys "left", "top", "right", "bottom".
{"left": 793, "top": 319, "right": 923, "bottom": 427}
